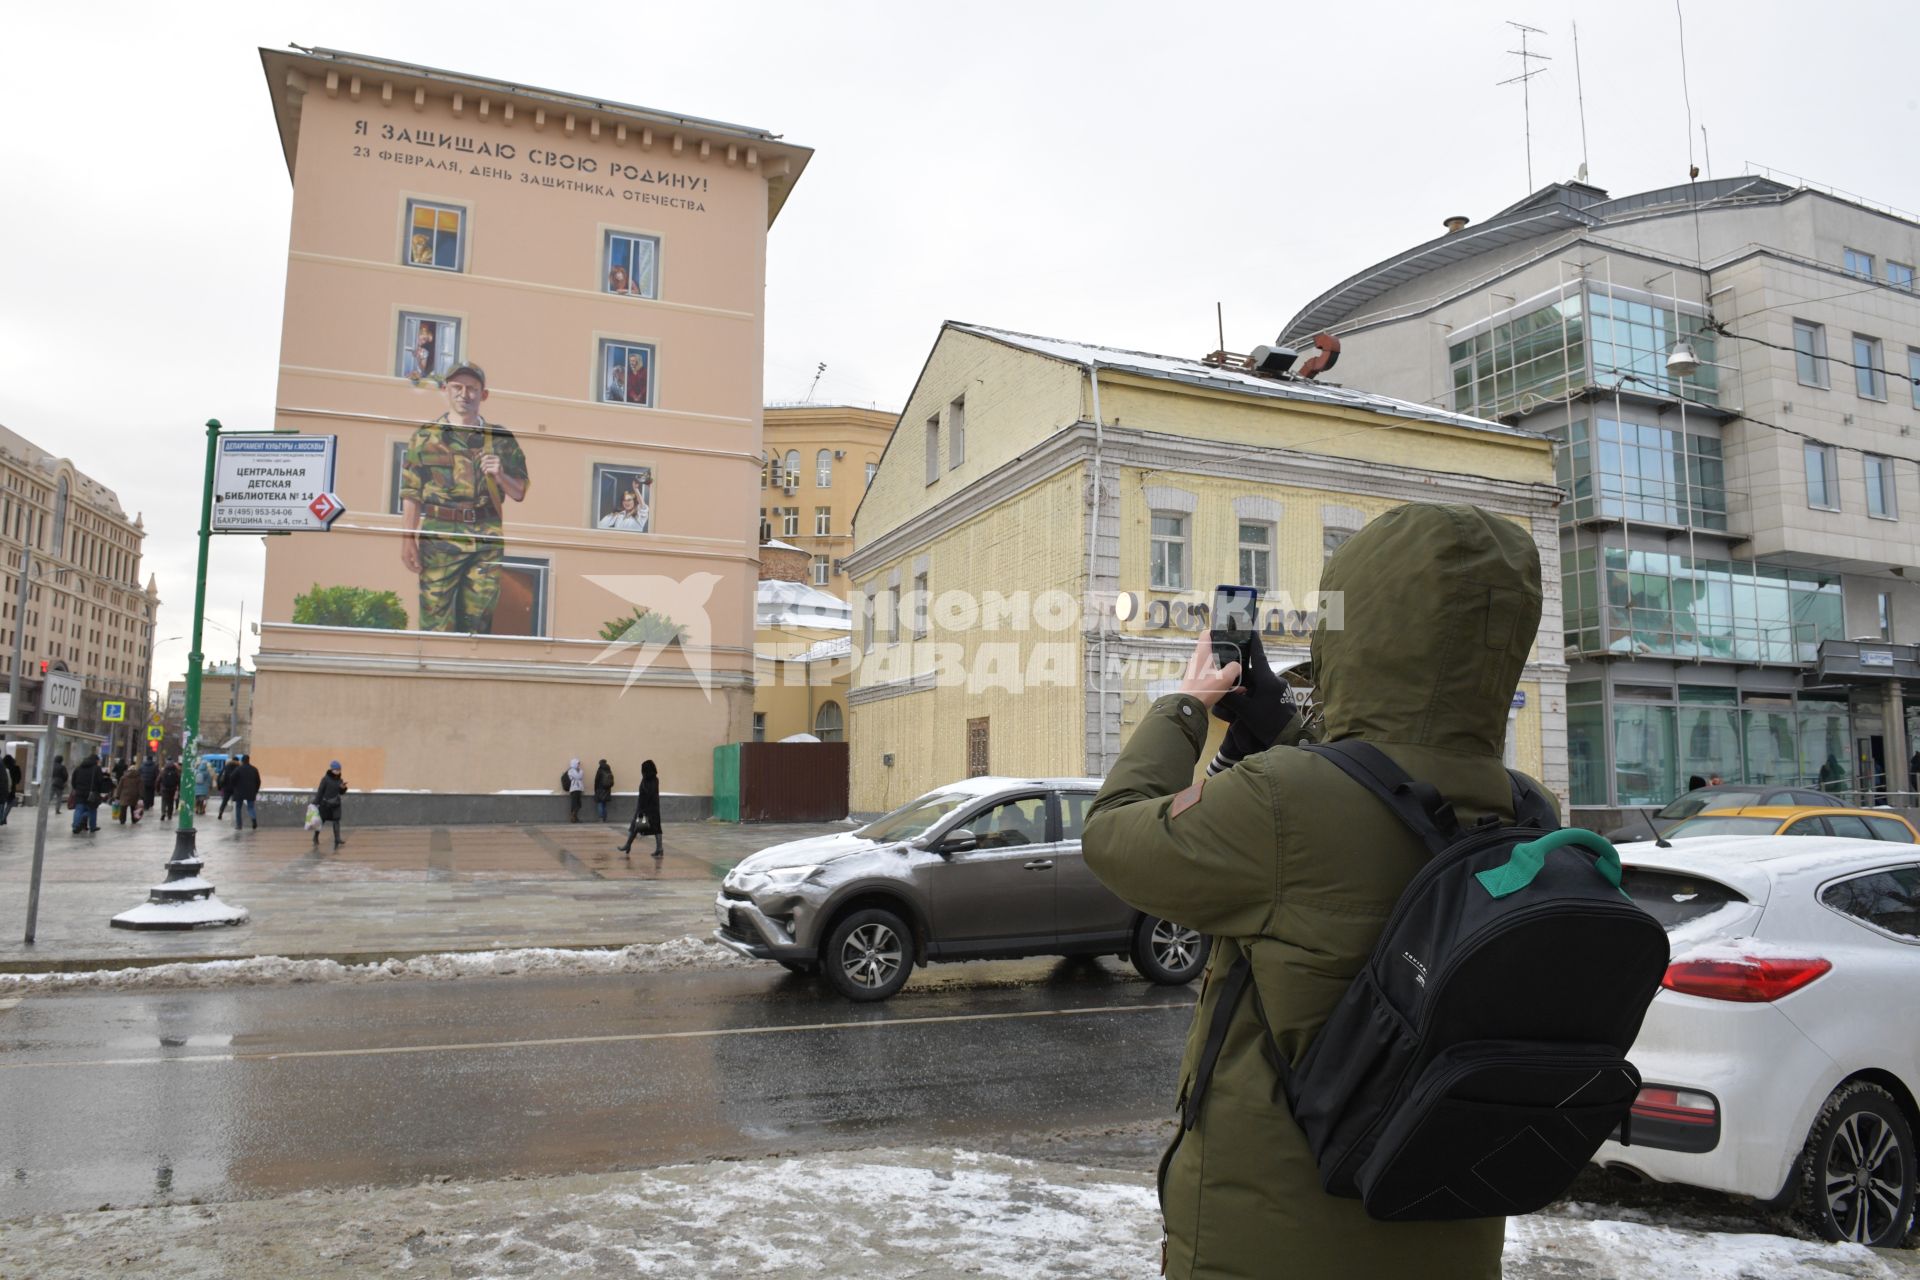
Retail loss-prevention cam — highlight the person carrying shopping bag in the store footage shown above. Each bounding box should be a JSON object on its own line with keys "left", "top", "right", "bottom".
{"left": 310, "top": 761, "right": 348, "bottom": 850}
{"left": 617, "top": 759, "right": 664, "bottom": 858}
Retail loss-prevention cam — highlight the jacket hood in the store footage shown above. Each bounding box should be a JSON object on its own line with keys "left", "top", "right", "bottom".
{"left": 1311, "top": 503, "right": 1540, "bottom": 756}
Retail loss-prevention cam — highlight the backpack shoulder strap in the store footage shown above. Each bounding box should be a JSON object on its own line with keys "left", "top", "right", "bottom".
{"left": 1302, "top": 741, "right": 1458, "bottom": 858}
{"left": 1507, "top": 770, "right": 1559, "bottom": 831}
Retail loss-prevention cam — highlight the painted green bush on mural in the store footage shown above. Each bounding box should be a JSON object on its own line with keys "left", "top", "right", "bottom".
{"left": 598, "top": 607, "right": 686, "bottom": 646}
{"left": 292, "top": 584, "right": 410, "bottom": 630}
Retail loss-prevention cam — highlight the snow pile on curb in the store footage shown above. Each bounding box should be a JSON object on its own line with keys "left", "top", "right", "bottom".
{"left": 0, "top": 935, "right": 750, "bottom": 993}
{"left": 1, "top": 1147, "right": 1911, "bottom": 1280}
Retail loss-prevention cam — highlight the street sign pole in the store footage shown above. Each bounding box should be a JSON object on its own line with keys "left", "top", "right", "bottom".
{"left": 24, "top": 716, "right": 61, "bottom": 943}
{"left": 112, "top": 420, "right": 246, "bottom": 931}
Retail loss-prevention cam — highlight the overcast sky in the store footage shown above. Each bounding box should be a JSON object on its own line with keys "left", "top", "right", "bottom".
{"left": 6, "top": 0, "right": 1919, "bottom": 695}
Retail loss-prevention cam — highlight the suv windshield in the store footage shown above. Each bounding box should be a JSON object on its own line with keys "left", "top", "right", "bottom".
{"left": 1620, "top": 868, "right": 1749, "bottom": 930}
{"left": 1665, "top": 815, "right": 1779, "bottom": 839}
{"left": 856, "top": 791, "right": 976, "bottom": 842}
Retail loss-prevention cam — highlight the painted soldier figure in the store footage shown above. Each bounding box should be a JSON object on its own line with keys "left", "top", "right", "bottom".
{"left": 399, "top": 363, "right": 529, "bottom": 632}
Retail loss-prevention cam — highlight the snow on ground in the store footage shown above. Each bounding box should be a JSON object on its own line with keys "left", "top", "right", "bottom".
{"left": 0, "top": 935, "right": 749, "bottom": 994}
{"left": 1, "top": 1148, "right": 1913, "bottom": 1280}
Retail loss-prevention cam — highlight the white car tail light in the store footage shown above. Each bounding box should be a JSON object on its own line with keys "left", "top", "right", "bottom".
{"left": 1631, "top": 1086, "right": 1717, "bottom": 1127}
{"left": 1661, "top": 955, "right": 1832, "bottom": 1002}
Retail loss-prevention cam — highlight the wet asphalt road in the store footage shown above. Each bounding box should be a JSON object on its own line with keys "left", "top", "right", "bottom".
{"left": 0, "top": 959, "right": 1193, "bottom": 1218}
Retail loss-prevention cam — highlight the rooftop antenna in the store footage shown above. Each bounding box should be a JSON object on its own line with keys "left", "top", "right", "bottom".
{"left": 1216, "top": 302, "right": 1225, "bottom": 355}
{"left": 803, "top": 361, "right": 826, "bottom": 402}
{"left": 1572, "top": 20, "right": 1590, "bottom": 182}
{"left": 1498, "top": 20, "right": 1551, "bottom": 192}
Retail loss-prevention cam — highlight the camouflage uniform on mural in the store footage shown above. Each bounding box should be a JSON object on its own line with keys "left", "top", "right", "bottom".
{"left": 399, "top": 364, "right": 530, "bottom": 633}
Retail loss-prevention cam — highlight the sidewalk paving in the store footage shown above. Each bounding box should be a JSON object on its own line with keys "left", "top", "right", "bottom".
{"left": 0, "top": 806, "right": 839, "bottom": 973}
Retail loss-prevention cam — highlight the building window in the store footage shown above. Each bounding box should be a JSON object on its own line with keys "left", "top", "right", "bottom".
{"left": 813, "top": 702, "right": 844, "bottom": 743}
{"left": 1805, "top": 442, "right": 1839, "bottom": 511}
{"left": 752, "top": 712, "right": 766, "bottom": 742}
{"left": 948, "top": 396, "right": 966, "bottom": 469}
{"left": 1844, "top": 248, "right": 1875, "bottom": 279}
{"left": 1879, "top": 591, "right": 1895, "bottom": 641}
{"left": 1866, "top": 454, "right": 1898, "bottom": 520}
{"left": 396, "top": 312, "right": 460, "bottom": 381}
{"left": 783, "top": 451, "right": 800, "bottom": 490}
{"left": 861, "top": 591, "right": 874, "bottom": 652}
{"left": 887, "top": 585, "right": 901, "bottom": 644}
{"left": 1910, "top": 349, "right": 1920, "bottom": 410}
{"left": 912, "top": 570, "right": 929, "bottom": 637}
{"left": 50, "top": 477, "right": 67, "bottom": 558}
{"left": 816, "top": 450, "right": 833, "bottom": 488}
{"left": 1559, "top": 417, "right": 1726, "bottom": 530}
{"left": 599, "top": 339, "right": 655, "bottom": 408}
{"left": 814, "top": 506, "right": 831, "bottom": 536}
{"left": 758, "top": 508, "right": 771, "bottom": 543}
{"left": 1793, "top": 320, "right": 1829, "bottom": 388}
{"left": 495, "top": 556, "right": 550, "bottom": 637}
{"left": 1149, "top": 513, "right": 1187, "bottom": 591}
{"left": 865, "top": 461, "right": 877, "bottom": 488}
{"left": 811, "top": 555, "right": 830, "bottom": 586}
{"left": 602, "top": 230, "right": 659, "bottom": 299}
{"left": 966, "top": 716, "right": 990, "bottom": 777}
{"left": 1890, "top": 262, "right": 1915, "bottom": 291}
{"left": 781, "top": 507, "right": 800, "bottom": 538}
{"left": 761, "top": 453, "right": 773, "bottom": 489}
{"left": 388, "top": 441, "right": 411, "bottom": 514}
{"left": 1853, "top": 334, "right": 1886, "bottom": 400}
{"left": 404, "top": 199, "right": 465, "bottom": 272}
{"left": 1237, "top": 522, "right": 1272, "bottom": 589}
{"left": 1323, "top": 527, "right": 1356, "bottom": 561}
{"left": 924, "top": 416, "right": 940, "bottom": 484}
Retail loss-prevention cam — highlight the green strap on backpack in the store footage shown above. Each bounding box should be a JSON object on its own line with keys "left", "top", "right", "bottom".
{"left": 1475, "top": 828, "right": 1628, "bottom": 900}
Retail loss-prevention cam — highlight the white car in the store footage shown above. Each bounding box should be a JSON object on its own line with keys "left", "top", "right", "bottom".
{"left": 1596, "top": 835, "right": 1919, "bottom": 1247}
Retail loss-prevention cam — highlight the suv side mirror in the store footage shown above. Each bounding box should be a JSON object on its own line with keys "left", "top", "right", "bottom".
{"left": 939, "top": 828, "right": 979, "bottom": 855}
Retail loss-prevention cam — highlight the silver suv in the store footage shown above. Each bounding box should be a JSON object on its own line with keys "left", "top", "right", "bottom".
{"left": 713, "top": 776, "right": 1209, "bottom": 1001}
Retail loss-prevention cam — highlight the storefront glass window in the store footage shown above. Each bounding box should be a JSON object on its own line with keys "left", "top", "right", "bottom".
{"left": 1567, "top": 699, "right": 1607, "bottom": 807}
{"left": 1676, "top": 686, "right": 1740, "bottom": 788}
{"left": 1797, "top": 697, "right": 1852, "bottom": 796}
{"left": 1613, "top": 701, "right": 1676, "bottom": 806}
{"left": 1741, "top": 702, "right": 1800, "bottom": 786}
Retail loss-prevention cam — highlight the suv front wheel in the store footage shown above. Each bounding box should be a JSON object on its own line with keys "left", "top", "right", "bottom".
{"left": 1132, "top": 915, "right": 1209, "bottom": 985}
{"left": 824, "top": 907, "right": 913, "bottom": 1002}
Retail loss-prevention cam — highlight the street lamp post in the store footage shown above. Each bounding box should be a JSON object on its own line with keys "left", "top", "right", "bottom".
{"left": 112, "top": 420, "right": 246, "bottom": 931}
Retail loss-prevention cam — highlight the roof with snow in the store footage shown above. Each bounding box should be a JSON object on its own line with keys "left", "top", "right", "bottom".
{"left": 756, "top": 579, "right": 852, "bottom": 631}
{"left": 949, "top": 323, "right": 1542, "bottom": 442}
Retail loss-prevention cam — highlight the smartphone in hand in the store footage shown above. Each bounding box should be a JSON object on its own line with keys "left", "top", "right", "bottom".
{"left": 1210, "top": 585, "right": 1260, "bottom": 677}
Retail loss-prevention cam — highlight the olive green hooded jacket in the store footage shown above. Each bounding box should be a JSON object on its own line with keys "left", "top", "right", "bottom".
{"left": 1084, "top": 503, "right": 1550, "bottom": 1280}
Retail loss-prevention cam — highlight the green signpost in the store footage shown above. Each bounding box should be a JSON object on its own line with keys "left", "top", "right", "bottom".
{"left": 111, "top": 421, "right": 342, "bottom": 930}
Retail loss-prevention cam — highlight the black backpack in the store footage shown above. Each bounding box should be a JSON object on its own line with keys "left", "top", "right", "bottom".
{"left": 1182, "top": 740, "right": 1669, "bottom": 1222}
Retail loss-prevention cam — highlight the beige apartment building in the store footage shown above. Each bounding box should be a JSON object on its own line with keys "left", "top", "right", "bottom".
{"left": 843, "top": 323, "right": 1564, "bottom": 815}
{"left": 0, "top": 424, "right": 158, "bottom": 759}
{"left": 1284, "top": 175, "right": 1920, "bottom": 818}
{"left": 166, "top": 663, "right": 254, "bottom": 751}
{"left": 250, "top": 47, "right": 810, "bottom": 803}
{"left": 760, "top": 405, "right": 896, "bottom": 599}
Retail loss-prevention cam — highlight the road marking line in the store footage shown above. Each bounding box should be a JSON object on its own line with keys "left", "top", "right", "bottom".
{"left": 0, "top": 1000, "right": 1193, "bottom": 1071}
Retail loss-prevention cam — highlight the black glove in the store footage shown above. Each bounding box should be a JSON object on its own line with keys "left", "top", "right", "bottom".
{"left": 1209, "top": 628, "right": 1302, "bottom": 767}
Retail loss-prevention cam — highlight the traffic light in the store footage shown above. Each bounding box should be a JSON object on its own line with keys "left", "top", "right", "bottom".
{"left": 37, "top": 660, "right": 47, "bottom": 675}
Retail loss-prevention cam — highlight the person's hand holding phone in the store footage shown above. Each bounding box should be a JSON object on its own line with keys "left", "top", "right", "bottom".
{"left": 1178, "top": 632, "right": 1242, "bottom": 710}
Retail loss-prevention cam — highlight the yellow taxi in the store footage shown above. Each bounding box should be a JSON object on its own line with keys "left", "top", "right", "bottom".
{"left": 1663, "top": 805, "right": 1918, "bottom": 843}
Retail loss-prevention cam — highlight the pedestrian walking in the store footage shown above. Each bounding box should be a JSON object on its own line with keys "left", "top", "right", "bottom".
{"left": 563, "top": 758, "right": 585, "bottom": 822}
{"left": 618, "top": 759, "right": 663, "bottom": 858}
{"left": 0, "top": 752, "right": 20, "bottom": 823}
{"left": 159, "top": 759, "right": 181, "bottom": 821}
{"left": 68, "top": 756, "right": 106, "bottom": 835}
{"left": 311, "top": 761, "right": 348, "bottom": 850}
{"left": 194, "top": 756, "right": 215, "bottom": 815}
{"left": 113, "top": 761, "right": 144, "bottom": 824}
{"left": 592, "top": 759, "right": 615, "bottom": 822}
{"left": 50, "top": 756, "right": 68, "bottom": 814}
{"left": 0, "top": 754, "right": 14, "bottom": 825}
{"left": 216, "top": 758, "right": 237, "bottom": 819}
{"left": 139, "top": 754, "right": 159, "bottom": 811}
{"left": 230, "top": 754, "right": 261, "bottom": 831}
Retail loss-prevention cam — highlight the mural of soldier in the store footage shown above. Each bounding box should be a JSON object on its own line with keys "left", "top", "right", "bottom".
{"left": 399, "top": 363, "right": 530, "bottom": 632}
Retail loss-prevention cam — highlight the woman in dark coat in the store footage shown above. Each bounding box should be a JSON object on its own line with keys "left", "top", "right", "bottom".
{"left": 312, "top": 761, "right": 348, "bottom": 850}
{"left": 592, "top": 759, "right": 615, "bottom": 823}
{"left": 618, "top": 759, "right": 663, "bottom": 858}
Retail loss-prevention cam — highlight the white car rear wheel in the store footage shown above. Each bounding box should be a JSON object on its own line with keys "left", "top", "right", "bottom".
{"left": 1796, "top": 1081, "right": 1917, "bottom": 1248}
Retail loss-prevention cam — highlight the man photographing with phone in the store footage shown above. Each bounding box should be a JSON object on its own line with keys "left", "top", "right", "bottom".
{"left": 1083, "top": 502, "right": 1549, "bottom": 1279}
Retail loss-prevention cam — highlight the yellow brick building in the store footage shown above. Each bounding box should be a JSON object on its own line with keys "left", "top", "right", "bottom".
{"left": 842, "top": 323, "right": 1564, "bottom": 814}
{"left": 760, "top": 406, "right": 897, "bottom": 600}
